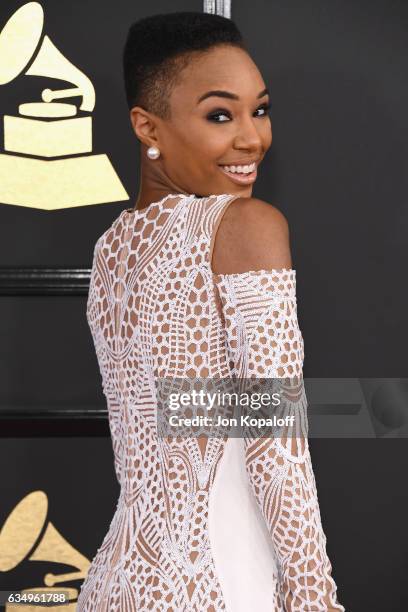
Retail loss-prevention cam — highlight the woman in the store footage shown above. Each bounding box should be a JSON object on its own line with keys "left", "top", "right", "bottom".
{"left": 77, "top": 11, "right": 344, "bottom": 612}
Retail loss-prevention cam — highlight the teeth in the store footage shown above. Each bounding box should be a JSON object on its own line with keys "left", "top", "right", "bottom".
{"left": 221, "top": 162, "right": 256, "bottom": 174}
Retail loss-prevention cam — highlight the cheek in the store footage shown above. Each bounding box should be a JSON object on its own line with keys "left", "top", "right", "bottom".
{"left": 263, "top": 121, "right": 272, "bottom": 146}
{"left": 184, "top": 119, "right": 229, "bottom": 154}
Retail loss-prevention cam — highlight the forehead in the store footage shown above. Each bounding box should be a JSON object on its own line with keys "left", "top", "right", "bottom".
{"left": 171, "top": 45, "right": 264, "bottom": 104}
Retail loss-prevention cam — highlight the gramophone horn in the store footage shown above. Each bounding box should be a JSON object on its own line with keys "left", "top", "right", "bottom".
{"left": 0, "top": 491, "right": 89, "bottom": 583}
{"left": 0, "top": 2, "right": 44, "bottom": 85}
{"left": 0, "top": 490, "right": 47, "bottom": 572}
{"left": 0, "top": 2, "right": 95, "bottom": 111}
{"left": 26, "top": 34, "right": 95, "bottom": 112}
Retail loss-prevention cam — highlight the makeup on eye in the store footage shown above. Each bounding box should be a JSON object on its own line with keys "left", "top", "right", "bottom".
{"left": 206, "top": 102, "right": 271, "bottom": 122}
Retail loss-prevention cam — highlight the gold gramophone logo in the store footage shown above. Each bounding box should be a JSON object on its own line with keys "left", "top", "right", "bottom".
{"left": 0, "top": 491, "right": 90, "bottom": 610}
{"left": 0, "top": 1, "right": 129, "bottom": 210}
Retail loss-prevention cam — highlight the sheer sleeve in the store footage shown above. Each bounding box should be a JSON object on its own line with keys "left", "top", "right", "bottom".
{"left": 213, "top": 268, "right": 345, "bottom": 612}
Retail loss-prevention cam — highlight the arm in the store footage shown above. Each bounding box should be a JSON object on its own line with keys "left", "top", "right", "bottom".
{"left": 242, "top": 295, "right": 343, "bottom": 611}
{"left": 213, "top": 199, "right": 344, "bottom": 611}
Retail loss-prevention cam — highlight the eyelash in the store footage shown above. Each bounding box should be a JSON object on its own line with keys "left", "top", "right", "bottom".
{"left": 207, "top": 102, "right": 271, "bottom": 123}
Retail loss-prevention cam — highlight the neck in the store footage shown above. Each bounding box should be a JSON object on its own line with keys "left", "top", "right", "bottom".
{"left": 133, "top": 162, "right": 189, "bottom": 211}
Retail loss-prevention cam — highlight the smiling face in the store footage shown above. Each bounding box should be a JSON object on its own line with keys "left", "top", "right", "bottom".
{"left": 130, "top": 44, "right": 272, "bottom": 201}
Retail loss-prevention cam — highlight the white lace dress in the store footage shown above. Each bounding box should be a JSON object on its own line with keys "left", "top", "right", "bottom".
{"left": 76, "top": 193, "right": 344, "bottom": 611}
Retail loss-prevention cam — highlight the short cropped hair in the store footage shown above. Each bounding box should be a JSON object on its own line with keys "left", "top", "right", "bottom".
{"left": 123, "top": 11, "right": 247, "bottom": 120}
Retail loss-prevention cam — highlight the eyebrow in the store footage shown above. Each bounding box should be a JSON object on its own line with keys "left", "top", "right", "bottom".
{"left": 197, "top": 87, "right": 269, "bottom": 104}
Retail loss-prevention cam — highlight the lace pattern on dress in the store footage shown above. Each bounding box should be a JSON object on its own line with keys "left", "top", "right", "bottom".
{"left": 77, "top": 193, "right": 344, "bottom": 611}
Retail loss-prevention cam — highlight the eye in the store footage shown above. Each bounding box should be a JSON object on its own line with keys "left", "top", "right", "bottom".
{"left": 255, "top": 102, "right": 271, "bottom": 117}
{"left": 206, "top": 109, "right": 231, "bottom": 123}
{"left": 206, "top": 102, "right": 271, "bottom": 123}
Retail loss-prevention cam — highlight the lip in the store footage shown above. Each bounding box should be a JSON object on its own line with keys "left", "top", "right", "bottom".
{"left": 218, "top": 163, "right": 258, "bottom": 184}
{"left": 219, "top": 159, "right": 260, "bottom": 166}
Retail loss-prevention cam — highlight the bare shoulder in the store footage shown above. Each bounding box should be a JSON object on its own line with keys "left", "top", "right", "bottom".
{"left": 211, "top": 196, "right": 292, "bottom": 274}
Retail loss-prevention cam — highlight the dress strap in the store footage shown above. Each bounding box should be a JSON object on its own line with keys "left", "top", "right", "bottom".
{"left": 206, "top": 193, "right": 242, "bottom": 271}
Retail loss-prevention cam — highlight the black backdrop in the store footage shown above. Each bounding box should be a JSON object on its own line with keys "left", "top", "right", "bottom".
{"left": 0, "top": 2, "right": 407, "bottom": 611}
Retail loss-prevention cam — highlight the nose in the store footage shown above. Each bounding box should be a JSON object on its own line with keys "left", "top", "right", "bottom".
{"left": 233, "top": 115, "right": 265, "bottom": 151}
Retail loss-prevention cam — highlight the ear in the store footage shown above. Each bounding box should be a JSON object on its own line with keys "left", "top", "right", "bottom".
{"left": 129, "top": 106, "right": 158, "bottom": 146}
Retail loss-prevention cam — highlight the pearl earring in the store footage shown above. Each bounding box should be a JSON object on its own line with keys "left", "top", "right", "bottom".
{"left": 147, "top": 146, "right": 160, "bottom": 160}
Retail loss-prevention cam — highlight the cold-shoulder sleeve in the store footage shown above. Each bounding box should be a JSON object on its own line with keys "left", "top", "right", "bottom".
{"left": 213, "top": 268, "right": 345, "bottom": 611}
